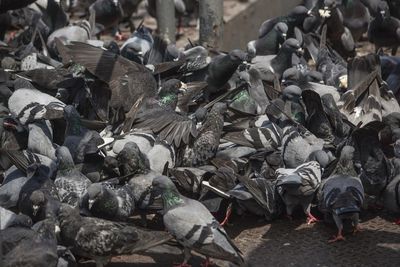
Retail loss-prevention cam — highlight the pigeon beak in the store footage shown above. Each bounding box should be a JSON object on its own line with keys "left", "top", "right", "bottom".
{"left": 55, "top": 225, "right": 61, "bottom": 235}
{"left": 307, "top": 9, "right": 313, "bottom": 16}
{"left": 282, "top": 33, "right": 287, "bottom": 39}
{"left": 32, "top": 205, "right": 39, "bottom": 216}
{"left": 113, "top": 167, "right": 121, "bottom": 176}
{"left": 179, "top": 82, "right": 188, "bottom": 93}
{"left": 88, "top": 199, "right": 95, "bottom": 209}
{"left": 380, "top": 10, "right": 386, "bottom": 16}
{"left": 296, "top": 47, "right": 304, "bottom": 56}
{"left": 339, "top": 75, "right": 348, "bottom": 89}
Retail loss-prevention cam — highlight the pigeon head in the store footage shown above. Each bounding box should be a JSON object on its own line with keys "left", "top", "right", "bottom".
{"left": 86, "top": 183, "right": 103, "bottom": 210}
{"left": 58, "top": 204, "right": 79, "bottom": 222}
{"left": 105, "top": 40, "right": 120, "bottom": 54}
{"left": 151, "top": 176, "right": 183, "bottom": 209}
{"left": 55, "top": 88, "right": 70, "bottom": 103}
{"left": 377, "top": 1, "right": 390, "bottom": 19}
{"left": 281, "top": 38, "right": 303, "bottom": 56}
{"left": 30, "top": 190, "right": 47, "bottom": 217}
{"left": 282, "top": 68, "right": 300, "bottom": 86}
{"left": 289, "top": 5, "right": 312, "bottom": 19}
{"left": 158, "top": 79, "right": 186, "bottom": 108}
{"left": 56, "top": 146, "right": 75, "bottom": 170}
{"left": 323, "top": 0, "right": 336, "bottom": 10}
{"left": 282, "top": 85, "right": 302, "bottom": 101}
{"left": 229, "top": 49, "right": 248, "bottom": 63}
{"left": 275, "top": 22, "right": 288, "bottom": 39}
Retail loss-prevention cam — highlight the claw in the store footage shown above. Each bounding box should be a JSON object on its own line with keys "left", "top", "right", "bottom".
{"left": 352, "top": 224, "right": 362, "bottom": 235}
{"left": 328, "top": 234, "right": 346, "bottom": 243}
{"left": 306, "top": 213, "right": 320, "bottom": 224}
{"left": 114, "top": 32, "right": 127, "bottom": 41}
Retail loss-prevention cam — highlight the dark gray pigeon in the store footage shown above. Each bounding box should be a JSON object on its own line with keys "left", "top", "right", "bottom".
{"left": 247, "top": 22, "right": 288, "bottom": 56}
{"left": 151, "top": 175, "right": 244, "bottom": 267}
{"left": 80, "top": 181, "right": 135, "bottom": 221}
{"left": 3, "top": 218, "right": 58, "bottom": 267}
{"left": 276, "top": 160, "right": 322, "bottom": 224}
{"left": 54, "top": 146, "right": 92, "bottom": 207}
{"left": 0, "top": 166, "right": 28, "bottom": 209}
{"left": 383, "top": 174, "right": 400, "bottom": 225}
{"left": 318, "top": 174, "right": 364, "bottom": 243}
{"left": 368, "top": 0, "right": 400, "bottom": 55}
{"left": 18, "top": 163, "right": 60, "bottom": 222}
{"left": 58, "top": 204, "right": 172, "bottom": 267}
{"left": 116, "top": 141, "right": 149, "bottom": 176}
{"left": 192, "top": 102, "right": 227, "bottom": 166}
{"left": 205, "top": 50, "right": 248, "bottom": 100}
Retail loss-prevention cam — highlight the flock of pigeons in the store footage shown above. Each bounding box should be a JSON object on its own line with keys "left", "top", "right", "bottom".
{"left": 1, "top": 0, "right": 400, "bottom": 266}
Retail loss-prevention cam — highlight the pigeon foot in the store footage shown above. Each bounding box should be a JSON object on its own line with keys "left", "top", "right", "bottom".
{"left": 306, "top": 213, "right": 320, "bottom": 224}
{"left": 328, "top": 230, "right": 346, "bottom": 243}
{"left": 352, "top": 224, "right": 362, "bottom": 235}
{"left": 220, "top": 203, "right": 232, "bottom": 227}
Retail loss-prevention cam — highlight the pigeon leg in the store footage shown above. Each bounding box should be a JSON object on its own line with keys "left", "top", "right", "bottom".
{"left": 394, "top": 219, "right": 400, "bottom": 225}
{"left": 328, "top": 229, "right": 346, "bottom": 243}
{"left": 220, "top": 203, "right": 232, "bottom": 226}
{"left": 329, "top": 214, "right": 345, "bottom": 243}
{"left": 306, "top": 212, "right": 320, "bottom": 224}
{"left": 201, "top": 257, "right": 215, "bottom": 267}
{"left": 352, "top": 213, "right": 362, "bottom": 235}
{"left": 114, "top": 31, "right": 127, "bottom": 41}
{"left": 174, "top": 247, "right": 192, "bottom": 267}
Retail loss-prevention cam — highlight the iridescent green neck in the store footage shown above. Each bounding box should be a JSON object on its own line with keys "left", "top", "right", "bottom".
{"left": 162, "top": 188, "right": 184, "bottom": 210}
{"left": 159, "top": 93, "right": 177, "bottom": 108}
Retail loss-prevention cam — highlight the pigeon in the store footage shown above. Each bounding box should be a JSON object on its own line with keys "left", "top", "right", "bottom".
{"left": 250, "top": 38, "right": 304, "bottom": 82}
{"left": 0, "top": 206, "right": 32, "bottom": 230}
{"left": 318, "top": 174, "right": 364, "bottom": 243}
{"left": 17, "top": 163, "right": 60, "bottom": 222}
{"left": 0, "top": 166, "right": 29, "bottom": 209}
{"left": 150, "top": 175, "right": 244, "bottom": 267}
{"left": 280, "top": 126, "right": 324, "bottom": 168}
{"left": 339, "top": 0, "right": 370, "bottom": 42}
{"left": 368, "top": 0, "right": 400, "bottom": 55}
{"left": 81, "top": 181, "right": 135, "bottom": 221}
{"left": 276, "top": 160, "right": 322, "bottom": 224}
{"left": 192, "top": 102, "right": 227, "bottom": 166}
{"left": 116, "top": 141, "right": 149, "bottom": 176}
{"left": 27, "top": 120, "right": 57, "bottom": 161}
{"left": 352, "top": 125, "right": 391, "bottom": 197}
{"left": 247, "top": 22, "right": 288, "bottom": 56}
{"left": 54, "top": 146, "right": 92, "bottom": 207}
{"left": 121, "top": 24, "right": 154, "bottom": 64}
{"left": 205, "top": 49, "right": 248, "bottom": 100}
{"left": 319, "top": 0, "right": 356, "bottom": 58}
{"left": 58, "top": 203, "right": 172, "bottom": 267}
{"left": 258, "top": 5, "right": 312, "bottom": 39}
{"left": 382, "top": 174, "right": 400, "bottom": 225}
{"left": 3, "top": 218, "right": 59, "bottom": 267}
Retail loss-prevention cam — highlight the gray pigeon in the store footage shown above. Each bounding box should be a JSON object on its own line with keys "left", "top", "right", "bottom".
{"left": 276, "top": 160, "right": 322, "bottom": 224}
{"left": 58, "top": 204, "right": 172, "bottom": 267}
{"left": 80, "top": 181, "right": 135, "bottom": 221}
{"left": 0, "top": 166, "right": 28, "bottom": 209}
{"left": 280, "top": 126, "right": 324, "bottom": 168}
{"left": 27, "top": 120, "right": 57, "bottom": 161}
{"left": 0, "top": 206, "right": 32, "bottom": 230}
{"left": 318, "top": 174, "right": 364, "bottom": 243}
{"left": 54, "top": 146, "right": 92, "bottom": 207}
{"left": 151, "top": 175, "right": 245, "bottom": 266}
